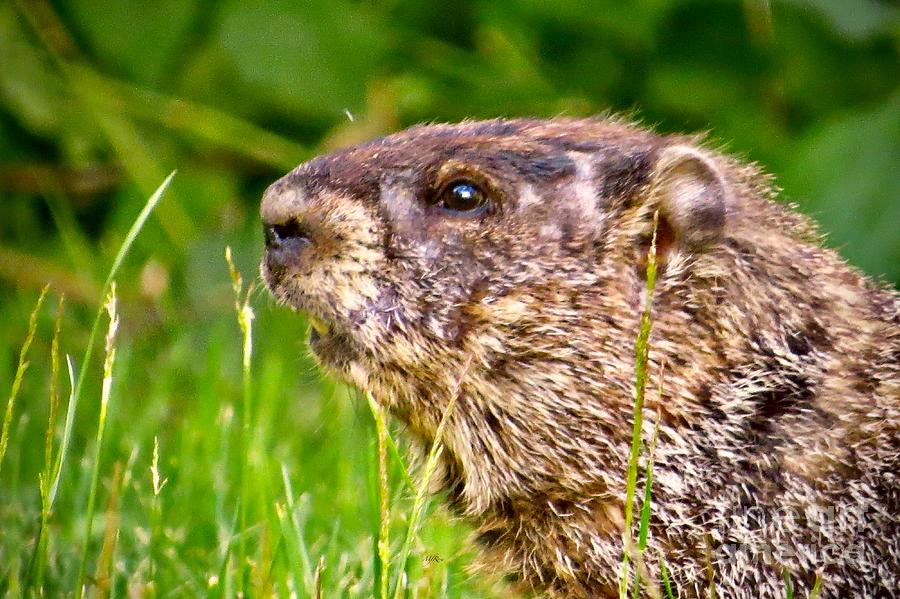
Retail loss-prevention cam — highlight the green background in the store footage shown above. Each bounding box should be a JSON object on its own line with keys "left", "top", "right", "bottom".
{"left": 1, "top": 0, "right": 898, "bottom": 596}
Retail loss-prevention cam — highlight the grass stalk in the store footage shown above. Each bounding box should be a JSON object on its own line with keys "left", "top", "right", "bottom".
{"left": 94, "top": 460, "right": 124, "bottom": 598}
{"left": 314, "top": 557, "right": 324, "bottom": 599}
{"left": 390, "top": 357, "right": 471, "bottom": 599}
{"left": 704, "top": 534, "right": 718, "bottom": 599}
{"left": 211, "top": 403, "right": 236, "bottom": 596}
{"left": 27, "top": 294, "right": 65, "bottom": 593}
{"left": 638, "top": 411, "right": 661, "bottom": 551}
{"left": 620, "top": 212, "right": 659, "bottom": 598}
{"left": 0, "top": 285, "right": 48, "bottom": 481}
{"left": 633, "top": 407, "right": 662, "bottom": 598}
{"left": 366, "top": 392, "right": 391, "bottom": 599}
{"left": 659, "top": 557, "right": 676, "bottom": 599}
{"left": 278, "top": 463, "right": 314, "bottom": 595}
{"left": 633, "top": 367, "right": 666, "bottom": 597}
{"left": 48, "top": 357, "right": 78, "bottom": 507}
{"left": 384, "top": 424, "right": 415, "bottom": 494}
{"left": 226, "top": 247, "right": 256, "bottom": 593}
{"left": 75, "top": 284, "right": 120, "bottom": 598}
{"left": 149, "top": 436, "right": 168, "bottom": 590}
{"left": 808, "top": 572, "right": 823, "bottom": 598}
{"left": 68, "top": 172, "right": 172, "bottom": 599}
{"left": 54, "top": 172, "right": 174, "bottom": 519}
{"left": 782, "top": 566, "right": 795, "bottom": 599}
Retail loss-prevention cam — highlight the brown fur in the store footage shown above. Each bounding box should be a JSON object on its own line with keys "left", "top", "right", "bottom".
{"left": 260, "top": 118, "right": 899, "bottom": 598}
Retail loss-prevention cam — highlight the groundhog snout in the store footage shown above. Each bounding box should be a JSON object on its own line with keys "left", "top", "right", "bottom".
{"left": 262, "top": 219, "right": 312, "bottom": 267}
{"left": 260, "top": 179, "right": 316, "bottom": 273}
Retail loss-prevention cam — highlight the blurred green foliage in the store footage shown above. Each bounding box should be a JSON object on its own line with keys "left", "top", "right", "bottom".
{"left": 0, "top": 0, "right": 897, "bottom": 596}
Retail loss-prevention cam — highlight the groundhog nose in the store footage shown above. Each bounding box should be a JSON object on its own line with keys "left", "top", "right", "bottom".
{"left": 263, "top": 219, "right": 312, "bottom": 256}
{"left": 264, "top": 219, "right": 305, "bottom": 246}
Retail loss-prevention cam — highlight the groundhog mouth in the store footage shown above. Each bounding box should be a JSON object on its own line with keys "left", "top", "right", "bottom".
{"left": 307, "top": 314, "right": 330, "bottom": 346}
{"left": 260, "top": 259, "right": 357, "bottom": 369}
{"left": 304, "top": 313, "right": 359, "bottom": 372}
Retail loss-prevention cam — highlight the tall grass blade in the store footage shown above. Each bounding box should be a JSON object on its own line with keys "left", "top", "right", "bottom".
{"left": 633, "top": 370, "right": 665, "bottom": 596}
{"left": 633, "top": 406, "right": 662, "bottom": 597}
{"left": 390, "top": 357, "right": 471, "bottom": 599}
{"left": 27, "top": 293, "right": 65, "bottom": 593}
{"left": 69, "top": 172, "right": 170, "bottom": 598}
{"left": 314, "top": 557, "right": 324, "bottom": 599}
{"left": 94, "top": 460, "right": 124, "bottom": 598}
{"left": 638, "top": 413, "right": 660, "bottom": 550}
{"left": 659, "top": 557, "right": 677, "bottom": 599}
{"left": 808, "top": 572, "right": 823, "bottom": 599}
{"left": 385, "top": 426, "right": 415, "bottom": 494}
{"left": 782, "top": 567, "right": 794, "bottom": 599}
{"left": 275, "top": 503, "right": 308, "bottom": 597}
{"left": 366, "top": 392, "right": 391, "bottom": 599}
{"left": 620, "top": 212, "right": 660, "bottom": 598}
{"left": 149, "top": 436, "right": 168, "bottom": 588}
{"left": 704, "top": 533, "right": 717, "bottom": 599}
{"left": 75, "top": 285, "right": 121, "bottom": 598}
{"left": 0, "top": 285, "right": 48, "bottom": 481}
{"left": 226, "top": 246, "right": 256, "bottom": 594}
{"left": 49, "top": 355, "right": 77, "bottom": 506}
{"left": 52, "top": 171, "right": 174, "bottom": 509}
{"left": 279, "top": 463, "right": 314, "bottom": 594}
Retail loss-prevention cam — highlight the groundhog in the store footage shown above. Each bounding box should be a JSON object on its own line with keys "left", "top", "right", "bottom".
{"left": 259, "top": 118, "right": 899, "bottom": 598}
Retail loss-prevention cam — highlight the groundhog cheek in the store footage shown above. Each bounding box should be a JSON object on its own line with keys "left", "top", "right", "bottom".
{"left": 330, "top": 279, "right": 379, "bottom": 313}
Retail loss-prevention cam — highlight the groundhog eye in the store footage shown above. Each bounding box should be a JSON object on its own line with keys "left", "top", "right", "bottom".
{"left": 439, "top": 181, "right": 488, "bottom": 214}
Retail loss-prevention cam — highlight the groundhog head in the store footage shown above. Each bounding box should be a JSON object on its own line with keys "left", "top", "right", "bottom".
{"left": 260, "top": 117, "right": 741, "bottom": 512}
{"left": 261, "top": 117, "right": 729, "bottom": 387}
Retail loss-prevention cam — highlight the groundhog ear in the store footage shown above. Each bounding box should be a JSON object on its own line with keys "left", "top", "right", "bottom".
{"left": 646, "top": 145, "right": 727, "bottom": 253}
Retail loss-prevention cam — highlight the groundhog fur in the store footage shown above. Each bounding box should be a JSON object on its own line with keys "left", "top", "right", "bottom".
{"left": 260, "top": 117, "right": 899, "bottom": 598}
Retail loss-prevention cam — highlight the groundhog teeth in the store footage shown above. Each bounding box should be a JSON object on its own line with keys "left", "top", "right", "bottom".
{"left": 307, "top": 315, "right": 329, "bottom": 337}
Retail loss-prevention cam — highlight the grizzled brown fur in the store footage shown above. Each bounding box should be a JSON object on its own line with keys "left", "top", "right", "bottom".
{"left": 260, "top": 118, "right": 899, "bottom": 598}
